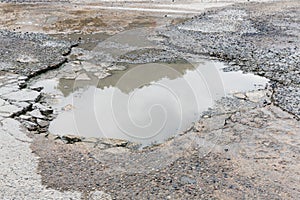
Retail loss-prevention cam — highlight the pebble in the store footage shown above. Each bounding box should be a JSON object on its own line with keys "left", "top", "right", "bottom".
{"left": 234, "top": 93, "right": 246, "bottom": 99}
{"left": 33, "top": 103, "right": 53, "bottom": 115}
{"left": 61, "top": 135, "right": 82, "bottom": 144}
{"left": 23, "top": 120, "right": 38, "bottom": 131}
{"left": 19, "top": 115, "right": 32, "bottom": 120}
{"left": 36, "top": 119, "right": 50, "bottom": 128}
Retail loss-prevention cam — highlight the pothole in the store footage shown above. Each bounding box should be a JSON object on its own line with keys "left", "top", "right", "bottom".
{"left": 31, "top": 59, "right": 268, "bottom": 147}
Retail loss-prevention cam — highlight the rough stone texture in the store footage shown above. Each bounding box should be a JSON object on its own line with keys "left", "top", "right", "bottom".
{"left": 0, "top": 30, "right": 73, "bottom": 77}
{"left": 28, "top": 109, "right": 46, "bottom": 119}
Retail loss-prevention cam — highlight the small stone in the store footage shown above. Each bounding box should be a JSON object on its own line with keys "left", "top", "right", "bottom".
{"left": 234, "top": 93, "right": 246, "bottom": 99}
{"left": 18, "top": 81, "right": 27, "bottom": 88}
{"left": 29, "top": 86, "right": 44, "bottom": 92}
{"left": 18, "top": 76, "right": 28, "bottom": 81}
{"left": 246, "top": 90, "right": 266, "bottom": 103}
{"left": 23, "top": 121, "right": 38, "bottom": 131}
{"left": 126, "top": 142, "right": 141, "bottom": 150}
{"left": 36, "top": 119, "right": 49, "bottom": 128}
{"left": 19, "top": 115, "right": 32, "bottom": 120}
{"left": 28, "top": 109, "right": 46, "bottom": 119}
{"left": 46, "top": 134, "right": 61, "bottom": 140}
{"left": 100, "top": 138, "right": 128, "bottom": 147}
{"left": 33, "top": 103, "right": 53, "bottom": 115}
{"left": 39, "top": 127, "right": 48, "bottom": 133}
{"left": 61, "top": 135, "right": 82, "bottom": 144}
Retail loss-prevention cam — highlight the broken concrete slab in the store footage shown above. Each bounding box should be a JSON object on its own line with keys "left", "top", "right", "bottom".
{"left": 28, "top": 109, "right": 46, "bottom": 119}
{"left": 0, "top": 85, "right": 20, "bottom": 96}
{"left": 0, "top": 104, "right": 23, "bottom": 117}
{"left": 32, "top": 103, "right": 53, "bottom": 115}
{"left": 36, "top": 119, "right": 50, "bottom": 128}
{"left": 1, "top": 89, "right": 40, "bottom": 102}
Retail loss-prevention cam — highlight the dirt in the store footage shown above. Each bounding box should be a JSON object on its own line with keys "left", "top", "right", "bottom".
{"left": 0, "top": 2, "right": 192, "bottom": 34}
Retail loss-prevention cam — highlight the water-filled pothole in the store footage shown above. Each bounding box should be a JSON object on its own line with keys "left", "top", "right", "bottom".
{"left": 33, "top": 60, "right": 268, "bottom": 146}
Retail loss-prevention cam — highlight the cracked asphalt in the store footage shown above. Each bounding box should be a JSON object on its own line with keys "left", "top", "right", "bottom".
{"left": 0, "top": 0, "right": 299, "bottom": 199}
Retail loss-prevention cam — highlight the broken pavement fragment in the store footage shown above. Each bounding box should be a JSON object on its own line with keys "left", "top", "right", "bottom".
{"left": 1, "top": 89, "right": 40, "bottom": 102}
{"left": 0, "top": 98, "right": 29, "bottom": 118}
{"left": 0, "top": 104, "right": 23, "bottom": 118}
{"left": 61, "top": 135, "right": 82, "bottom": 144}
{"left": 32, "top": 103, "right": 53, "bottom": 115}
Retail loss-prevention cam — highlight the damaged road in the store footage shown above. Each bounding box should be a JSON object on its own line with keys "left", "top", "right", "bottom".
{"left": 0, "top": 0, "right": 299, "bottom": 199}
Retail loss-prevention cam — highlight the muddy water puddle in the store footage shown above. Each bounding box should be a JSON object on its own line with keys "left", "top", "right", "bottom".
{"left": 32, "top": 60, "right": 268, "bottom": 147}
